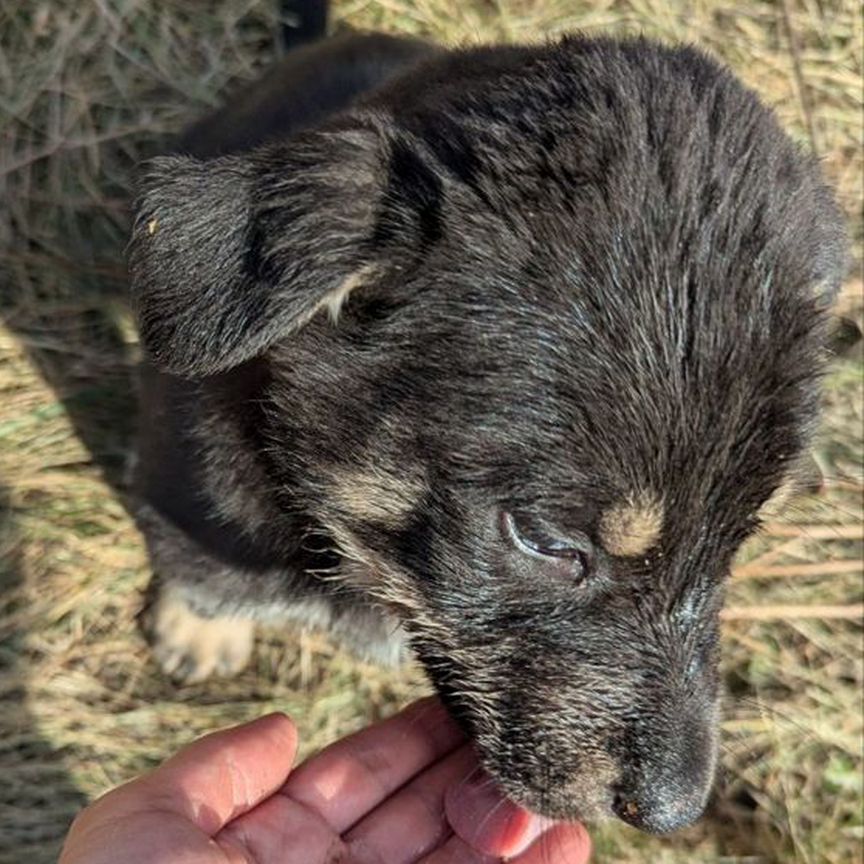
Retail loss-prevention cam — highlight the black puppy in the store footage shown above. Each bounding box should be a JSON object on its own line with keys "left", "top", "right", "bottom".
{"left": 128, "top": 1, "right": 847, "bottom": 834}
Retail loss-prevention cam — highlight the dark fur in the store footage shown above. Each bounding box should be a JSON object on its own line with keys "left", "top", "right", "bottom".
{"left": 128, "top": 14, "right": 847, "bottom": 834}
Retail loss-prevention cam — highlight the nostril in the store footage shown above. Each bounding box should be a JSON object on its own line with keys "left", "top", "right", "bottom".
{"left": 612, "top": 790, "right": 642, "bottom": 827}
{"left": 613, "top": 786, "right": 706, "bottom": 834}
{"left": 613, "top": 793, "right": 640, "bottom": 822}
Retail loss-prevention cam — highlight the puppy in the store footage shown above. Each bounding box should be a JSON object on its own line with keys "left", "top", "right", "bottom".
{"left": 128, "top": 2, "right": 847, "bottom": 834}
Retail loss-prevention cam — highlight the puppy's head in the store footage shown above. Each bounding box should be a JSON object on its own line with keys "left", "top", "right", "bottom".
{"left": 130, "top": 38, "right": 847, "bottom": 833}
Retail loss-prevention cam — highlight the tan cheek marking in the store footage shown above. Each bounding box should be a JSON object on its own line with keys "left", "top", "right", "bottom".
{"left": 330, "top": 468, "right": 427, "bottom": 529}
{"left": 599, "top": 492, "right": 664, "bottom": 557}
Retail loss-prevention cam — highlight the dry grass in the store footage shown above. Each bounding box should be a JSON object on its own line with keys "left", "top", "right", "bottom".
{"left": 0, "top": 1, "right": 861, "bottom": 862}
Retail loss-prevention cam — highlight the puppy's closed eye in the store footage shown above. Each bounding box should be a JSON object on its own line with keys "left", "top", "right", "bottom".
{"left": 502, "top": 511, "right": 593, "bottom": 584}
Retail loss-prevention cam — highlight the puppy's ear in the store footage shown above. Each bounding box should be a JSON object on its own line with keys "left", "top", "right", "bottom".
{"left": 130, "top": 126, "right": 396, "bottom": 376}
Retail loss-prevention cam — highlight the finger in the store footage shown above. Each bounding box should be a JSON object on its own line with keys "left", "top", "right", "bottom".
{"left": 416, "top": 833, "right": 500, "bottom": 864}
{"left": 445, "top": 767, "right": 553, "bottom": 858}
{"left": 217, "top": 741, "right": 476, "bottom": 864}
{"left": 513, "top": 823, "right": 592, "bottom": 864}
{"left": 418, "top": 821, "right": 592, "bottom": 864}
{"left": 342, "top": 744, "right": 476, "bottom": 863}
{"left": 135, "top": 712, "right": 298, "bottom": 834}
{"left": 283, "top": 696, "right": 464, "bottom": 833}
{"left": 215, "top": 789, "right": 340, "bottom": 864}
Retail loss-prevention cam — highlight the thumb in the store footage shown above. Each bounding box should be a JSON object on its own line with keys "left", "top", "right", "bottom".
{"left": 137, "top": 712, "right": 299, "bottom": 834}
{"left": 59, "top": 713, "right": 298, "bottom": 864}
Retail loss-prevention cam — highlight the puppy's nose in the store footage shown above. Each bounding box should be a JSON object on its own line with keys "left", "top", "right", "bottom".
{"left": 612, "top": 778, "right": 708, "bottom": 834}
{"left": 612, "top": 703, "right": 717, "bottom": 833}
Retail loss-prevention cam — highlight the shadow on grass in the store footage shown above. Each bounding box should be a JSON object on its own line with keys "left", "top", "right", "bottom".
{"left": 0, "top": 5, "right": 290, "bottom": 857}
{"left": 0, "top": 482, "right": 88, "bottom": 863}
{"left": 0, "top": 128, "right": 141, "bottom": 864}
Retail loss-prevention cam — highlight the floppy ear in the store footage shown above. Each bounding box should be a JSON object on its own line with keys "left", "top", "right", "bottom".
{"left": 129, "top": 125, "right": 401, "bottom": 376}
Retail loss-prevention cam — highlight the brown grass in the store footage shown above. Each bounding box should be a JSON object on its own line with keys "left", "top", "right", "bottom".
{"left": 0, "top": 2, "right": 861, "bottom": 863}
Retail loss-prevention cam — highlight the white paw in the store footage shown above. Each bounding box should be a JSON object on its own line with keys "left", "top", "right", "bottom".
{"left": 145, "top": 588, "right": 255, "bottom": 684}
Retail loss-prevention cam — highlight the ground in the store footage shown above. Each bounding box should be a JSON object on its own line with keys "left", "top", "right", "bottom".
{"left": 0, "top": 1, "right": 861, "bottom": 862}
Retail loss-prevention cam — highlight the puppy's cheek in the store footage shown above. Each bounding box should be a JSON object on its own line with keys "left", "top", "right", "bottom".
{"left": 326, "top": 467, "right": 428, "bottom": 530}
{"left": 143, "top": 585, "right": 255, "bottom": 683}
{"left": 321, "top": 520, "right": 424, "bottom": 608}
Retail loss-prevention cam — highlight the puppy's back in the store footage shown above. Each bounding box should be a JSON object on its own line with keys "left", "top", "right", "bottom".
{"left": 179, "top": 32, "right": 436, "bottom": 158}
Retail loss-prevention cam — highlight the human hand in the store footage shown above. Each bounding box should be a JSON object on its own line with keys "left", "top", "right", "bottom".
{"left": 59, "top": 697, "right": 590, "bottom": 863}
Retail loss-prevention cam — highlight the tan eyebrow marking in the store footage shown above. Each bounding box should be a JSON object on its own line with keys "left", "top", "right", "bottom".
{"left": 599, "top": 491, "right": 664, "bottom": 557}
